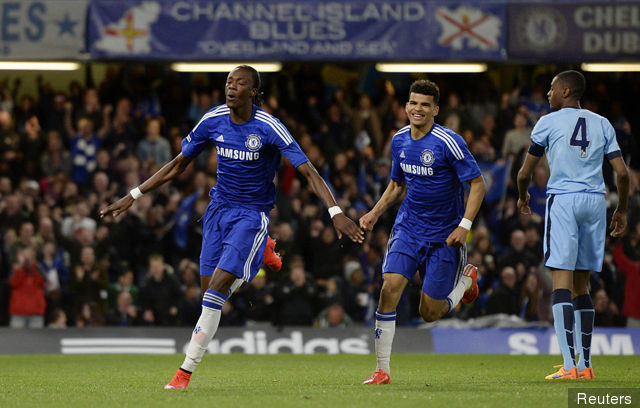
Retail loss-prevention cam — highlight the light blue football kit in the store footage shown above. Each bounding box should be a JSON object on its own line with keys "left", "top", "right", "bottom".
{"left": 529, "top": 107, "right": 621, "bottom": 272}
{"left": 384, "top": 124, "right": 481, "bottom": 299}
{"left": 181, "top": 104, "right": 308, "bottom": 280}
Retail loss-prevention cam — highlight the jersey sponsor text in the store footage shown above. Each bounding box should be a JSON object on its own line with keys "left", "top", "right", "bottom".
{"left": 400, "top": 162, "right": 434, "bottom": 176}
{"left": 216, "top": 146, "right": 260, "bottom": 161}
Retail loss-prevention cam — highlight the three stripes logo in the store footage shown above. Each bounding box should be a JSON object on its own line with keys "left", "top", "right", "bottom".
{"left": 61, "top": 338, "right": 176, "bottom": 354}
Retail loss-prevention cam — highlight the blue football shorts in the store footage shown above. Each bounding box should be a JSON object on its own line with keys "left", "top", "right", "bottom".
{"left": 382, "top": 228, "right": 467, "bottom": 300}
{"left": 544, "top": 192, "right": 606, "bottom": 272}
{"left": 199, "top": 201, "right": 269, "bottom": 281}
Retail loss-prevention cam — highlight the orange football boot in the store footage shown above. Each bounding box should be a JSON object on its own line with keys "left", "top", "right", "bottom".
{"left": 262, "top": 237, "right": 282, "bottom": 272}
{"left": 545, "top": 366, "right": 578, "bottom": 380}
{"left": 164, "top": 369, "right": 191, "bottom": 389}
{"left": 362, "top": 369, "right": 390, "bottom": 385}
{"left": 461, "top": 264, "right": 479, "bottom": 304}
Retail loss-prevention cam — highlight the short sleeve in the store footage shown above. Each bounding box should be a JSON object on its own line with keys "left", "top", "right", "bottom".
{"left": 450, "top": 135, "right": 482, "bottom": 183}
{"left": 264, "top": 115, "right": 309, "bottom": 168}
{"left": 181, "top": 116, "right": 212, "bottom": 158}
{"left": 603, "top": 119, "right": 621, "bottom": 158}
{"left": 433, "top": 128, "right": 481, "bottom": 183}
{"left": 530, "top": 116, "right": 549, "bottom": 148}
{"left": 390, "top": 137, "right": 405, "bottom": 183}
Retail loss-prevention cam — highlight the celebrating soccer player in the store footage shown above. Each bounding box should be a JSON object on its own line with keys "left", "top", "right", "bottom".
{"left": 517, "top": 70, "right": 630, "bottom": 380}
{"left": 360, "top": 80, "right": 485, "bottom": 385}
{"left": 100, "top": 65, "right": 364, "bottom": 389}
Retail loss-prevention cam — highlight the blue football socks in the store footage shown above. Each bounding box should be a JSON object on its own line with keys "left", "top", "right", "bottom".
{"left": 573, "top": 294, "right": 594, "bottom": 371}
{"left": 551, "top": 289, "right": 576, "bottom": 371}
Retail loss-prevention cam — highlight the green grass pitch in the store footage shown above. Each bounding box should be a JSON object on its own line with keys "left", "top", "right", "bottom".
{"left": 1, "top": 354, "right": 638, "bottom": 407}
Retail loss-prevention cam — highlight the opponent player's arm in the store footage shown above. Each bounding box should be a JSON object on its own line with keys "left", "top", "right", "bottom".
{"left": 608, "top": 156, "right": 630, "bottom": 237}
{"left": 359, "top": 179, "right": 405, "bottom": 231}
{"left": 99, "top": 153, "right": 193, "bottom": 218}
{"left": 296, "top": 161, "right": 364, "bottom": 243}
{"left": 516, "top": 153, "right": 542, "bottom": 214}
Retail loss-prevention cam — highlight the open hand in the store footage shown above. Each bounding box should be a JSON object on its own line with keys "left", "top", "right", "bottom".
{"left": 332, "top": 213, "right": 364, "bottom": 243}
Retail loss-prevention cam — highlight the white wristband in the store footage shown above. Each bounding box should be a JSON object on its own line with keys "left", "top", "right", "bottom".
{"left": 130, "top": 187, "right": 143, "bottom": 200}
{"left": 328, "top": 206, "right": 343, "bottom": 219}
{"left": 459, "top": 218, "right": 472, "bottom": 230}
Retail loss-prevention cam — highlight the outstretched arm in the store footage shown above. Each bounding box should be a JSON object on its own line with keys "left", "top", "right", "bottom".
{"left": 100, "top": 153, "right": 193, "bottom": 218}
{"left": 446, "top": 175, "right": 486, "bottom": 247}
{"left": 296, "top": 161, "right": 364, "bottom": 243}
{"left": 359, "top": 179, "right": 405, "bottom": 231}
{"left": 609, "top": 156, "right": 630, "bottom": 237}
{"left": 517, "top": 152, "right": 542, "bottom": 214}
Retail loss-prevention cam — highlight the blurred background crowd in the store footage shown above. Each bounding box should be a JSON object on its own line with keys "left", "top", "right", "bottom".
{"left": 1, "top": 63, "right": 639, "bottom": 329}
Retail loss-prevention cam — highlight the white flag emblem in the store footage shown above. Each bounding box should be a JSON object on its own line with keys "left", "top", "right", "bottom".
{"left": 435, "top": 6, "right": 501, "bottom": 51}
{"left": 95, "top": 2, "right": 160, "bottom": 54}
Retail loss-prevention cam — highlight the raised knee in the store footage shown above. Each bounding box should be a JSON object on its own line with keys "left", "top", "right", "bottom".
{"left": 420, "top": 309, "right": 441, "bottom": 323}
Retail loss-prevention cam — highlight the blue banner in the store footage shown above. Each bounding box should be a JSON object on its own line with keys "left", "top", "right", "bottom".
{"left": 87, "top": 0, "right": 506, "bottom": 60}
{"left": 432, "top": 328, "right": 640, "bottom": 355}
{"left": 508, "top": 2, "right": 640, "bottom": 61}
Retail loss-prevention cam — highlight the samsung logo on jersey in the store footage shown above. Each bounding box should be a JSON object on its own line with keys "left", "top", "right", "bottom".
{"left": 216, "top": 146, "right": 260, "bottom": 161}
{"left": 400, "top": 162, "right": 433, "bottom": 175}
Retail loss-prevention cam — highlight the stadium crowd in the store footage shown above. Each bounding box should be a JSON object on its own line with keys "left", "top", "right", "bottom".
{"left": 1, "top": 64, "right": 639, "bottom": 329}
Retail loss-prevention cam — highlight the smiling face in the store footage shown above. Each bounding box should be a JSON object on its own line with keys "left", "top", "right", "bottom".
{"left": 405, "top": 92, "right": 439, "bottom": 129}
{"left": 225, "top": 67, "right": 255, "bottom": 110}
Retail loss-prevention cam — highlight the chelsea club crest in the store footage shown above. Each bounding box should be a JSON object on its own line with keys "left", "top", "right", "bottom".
{"left": 245, "top": 134, "right": 262, "bottom": 152}
{"left": 420, "top": 149, "right": 435, "bottom": 166}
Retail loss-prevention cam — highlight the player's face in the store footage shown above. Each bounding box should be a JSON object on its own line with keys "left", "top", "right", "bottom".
{"left": 225, "top": 68, "right": 255, "bottom": 109}
{"left": 406, "top": 93, "right": 439, "bottom": 128}
{"left": 547, "top": 76, "right": 564, "bottom": 110}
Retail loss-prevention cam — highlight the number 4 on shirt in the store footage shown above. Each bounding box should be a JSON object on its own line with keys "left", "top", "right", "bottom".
{"left": 570, "top": 117, "right": 589, "bottom": 158}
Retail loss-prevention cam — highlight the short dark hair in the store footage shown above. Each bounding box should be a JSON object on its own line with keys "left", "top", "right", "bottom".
{"left": 556, "top": 70, "right": 586, "bottom": 100}
{"left": 236, "top": 65, "right": 265, "bottom": 106}
{"left": 409, "top": 80, "right": 440, "bottom": 105}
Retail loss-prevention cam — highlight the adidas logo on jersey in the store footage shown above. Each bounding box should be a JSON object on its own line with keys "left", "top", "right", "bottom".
{"left": 216, "top": 134, "right": 224, "bottom": 142}
{"left": 400, "top": 151, "right": 405, "bottom": 158}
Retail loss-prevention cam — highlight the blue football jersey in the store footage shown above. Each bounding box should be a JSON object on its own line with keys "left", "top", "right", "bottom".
{"left": 181, "top": 105, "right": 309, "bottom": 212}
{"left": 530, "top": 107, "right": 621, "bottom": 195}
{"left": 390, "top": 124, "right": 482, "bottom": 241}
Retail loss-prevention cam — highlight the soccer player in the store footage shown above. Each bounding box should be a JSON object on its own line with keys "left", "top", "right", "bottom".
{"left": 100, "top": 65, "right": 364, "bottom": 389}
{"left": 517, "top": 70, "right": 630, "bottom": 380}
{"left": 360, "top": 80, "right": 485, "bottom": 384}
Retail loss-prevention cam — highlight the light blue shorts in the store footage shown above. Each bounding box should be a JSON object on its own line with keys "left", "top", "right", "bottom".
{"left": 544, "top": 193, "right": 606, "bottom": 272}
{"left": 199, "top": 201, "right": 269, "bottom": 281}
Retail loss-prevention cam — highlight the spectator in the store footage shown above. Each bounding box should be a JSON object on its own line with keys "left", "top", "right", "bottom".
{"left": 106, "top": 291, "right": 139, "bottom": 327}
{"left": 243, "top": 268, "right": 275, "bottom": 323}
{"left": 486, "top": 266, "right": 520, "bottom": 316}
{"left": 612, "top": 242, "right": 640, "bottom": 327}
{"left": 9, "top": 246, "right": 46, "bottom": 328}
{"left": 501, "top": 112, "right": 531, "bottom": 159}
{"left": 519, "top": 272, "right": 541, "bottom": 321}
{"left": 274, "top": 256, "right": 317, "bottom": 326}
{"left": 315, "top": 302, "right": 353, "bottom": 328}
{"left": 47, "top": 308, "right": 67, "bottom": 328}
{"left": 136, "top": 118, "right": 172, "bottom": 171}
{"left": 139, "top": 254, "right": 182, "bottom": 326}
{"left": 593, "top": 288, "right": 624, "bottom": 327}
{"left": 108, "top": 269, "right": 139, "bottom": 310}
{"left": 71, "top": 246, "right": 109, "bottom": 318}
{"left": 341, "top": 260, "right": 370, "bottom": 322}
{"left": 498, "top": 229, "right": 539, "bottom": 274}
{"left": 67, "top": 116, "right": 102, "bottom": 185}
